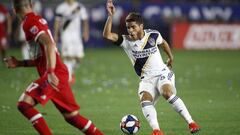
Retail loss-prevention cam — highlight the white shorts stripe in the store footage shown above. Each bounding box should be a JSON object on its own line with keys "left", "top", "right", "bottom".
{"left": 82, "top": 120, "right": 92, "bottom": 132}
{"left": 30, "top": 113, "right": 42, "bottom": 123}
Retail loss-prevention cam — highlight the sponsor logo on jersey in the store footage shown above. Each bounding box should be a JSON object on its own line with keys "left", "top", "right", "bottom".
{"left": 148, "top": 37, "right": 156, "bottom": 46}
{"left": 39, "top": 18, "right": 47, "bottom": 25}
{"left": 30, "top": 25, "right": 39, "bottom": 35}
{"left": 132, "top": 47, "right": 157, "bottom": 59}
{"left": 134, "top": 33, "right": 159, "bottom": 76}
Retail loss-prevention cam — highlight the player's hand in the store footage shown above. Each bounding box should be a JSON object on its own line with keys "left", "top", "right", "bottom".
{"left": 106, "top": 0, "right": 116, "bottom": 16}
{"left": 3, "top": 56, "right": 19, "bottom": 68}
{"left": 48, "top": 73, "right": 60, "bottom": 92}
{"left": 166, "top": 58, "right": 173, "bottom": 69}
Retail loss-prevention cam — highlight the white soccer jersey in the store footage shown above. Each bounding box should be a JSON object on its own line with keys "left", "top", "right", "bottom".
{"left": 120, "top": 29, "right": 167, "bottom": 79}
{"left": 55, "top": 1, "right": 88, "bottom": 57}
{"left": 55, "top": 1, "right": 88, "bottom": 41}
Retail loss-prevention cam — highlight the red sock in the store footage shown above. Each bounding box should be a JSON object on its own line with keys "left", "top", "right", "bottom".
{"left": 17, "top": 101, "right": 52, "bottom": 135}
{"left": 65, "top": 114, "right": 104, "bottom": 135}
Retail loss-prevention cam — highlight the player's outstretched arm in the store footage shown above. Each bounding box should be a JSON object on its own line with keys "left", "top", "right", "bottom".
{"left": 160, "top": 40, "right": 174, "bottom": 69}
{"left": 103, "top": 0, "right": 118, "bottom": 42}
{"left": 38, "top": 32, "right": 59, "bottom": 91}
{"left": 4, "top": 56, "right": 35, "bottom": 68}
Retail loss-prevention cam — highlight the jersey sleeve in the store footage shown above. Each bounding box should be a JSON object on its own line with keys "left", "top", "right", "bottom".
{"left": 120, "top": 35, "right": 128, "bottom": 48}
{"left": 156, "top": 32, "right": 163, "bottom": 45}
{"left": 55, "top": 5, "right": 63, "bottom": 20}
{"left": 24, "top": 17, "right": 48, "bottom": 42}
{"left": 113, "top": 34, "right": 123, "bottom": 46}
{"left": 80, "top": 5, "right": 88, "bottom": 20}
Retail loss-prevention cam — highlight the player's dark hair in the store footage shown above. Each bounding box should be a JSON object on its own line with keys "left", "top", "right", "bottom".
{"left": 12, "top": 0, "right": 31, "bottom": 11}
{"left": 125, "top": 12, "right": 143, "bottom": 25}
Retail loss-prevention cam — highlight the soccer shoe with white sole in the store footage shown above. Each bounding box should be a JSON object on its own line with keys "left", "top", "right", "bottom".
{"left": 151, "top": 129, "right": 164, "bottom": 135}
{"left": 189, "top": 122, "right": 200, "bottom": 134}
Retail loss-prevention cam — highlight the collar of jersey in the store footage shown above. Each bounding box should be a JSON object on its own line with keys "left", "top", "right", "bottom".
{"left": 24, "top": 12, "right": 35, "bottom": 20}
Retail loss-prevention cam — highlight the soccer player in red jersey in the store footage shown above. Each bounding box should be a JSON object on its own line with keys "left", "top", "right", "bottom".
{"left": 4, "top": 0, "right": 104, "bottom": 135}
{"left": 0, "top": 3, "right": 11, "bottom": 61}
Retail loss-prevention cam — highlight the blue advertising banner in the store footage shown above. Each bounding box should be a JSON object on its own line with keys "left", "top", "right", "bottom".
{"left": 41, "top": 2, "right": 240, "bottom": 48}
{"left": 139, "top": 3, "right": 240, "bottom": 21}
{"left": 87, "top": 3, "right": 240, "bottom": 47}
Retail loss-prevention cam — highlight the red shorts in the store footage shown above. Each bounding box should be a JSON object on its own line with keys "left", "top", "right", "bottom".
{"left": 25, "top": 73, "right": 80, "bottom": 113}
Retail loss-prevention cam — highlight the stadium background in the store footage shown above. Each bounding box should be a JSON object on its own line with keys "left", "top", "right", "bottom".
{"left": 1, "top": 0, "right": 240, "bottom": 49}
{"left": 0, "top": 0, "right": 240, "bottom": 135}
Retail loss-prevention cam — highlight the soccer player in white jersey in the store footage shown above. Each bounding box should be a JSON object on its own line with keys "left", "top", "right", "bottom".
{"left": 103, "top": 1, "right": 200, "bottom": 135}
{"left": 54, "top": 0, "right": 89, "bottom": 84}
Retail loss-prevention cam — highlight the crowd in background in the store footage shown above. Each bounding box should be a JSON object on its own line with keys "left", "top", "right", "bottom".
{"left": 0, "top": 0, "right": 240, "bottom": 52}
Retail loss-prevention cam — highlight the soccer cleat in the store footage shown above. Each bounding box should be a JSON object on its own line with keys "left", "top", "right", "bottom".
{"left": 189, "top": 122, "right": 200, "bottom": 134}
{"left": 151, "top": 129, "right": 164, "bottom": 135}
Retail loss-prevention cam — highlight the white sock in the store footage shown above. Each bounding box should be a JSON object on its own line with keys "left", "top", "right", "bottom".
{"left": 141, "top": 101, "right": 160, "bottom": 130}
{"left": 168, "top": 95, "right": 194, "bottom": 124}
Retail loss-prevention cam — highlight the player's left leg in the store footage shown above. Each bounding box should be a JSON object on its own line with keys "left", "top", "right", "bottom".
{"left": 17, "top": 93, "right": 52, "bottom": 135}
{"left": 161, "top": 83, "right": 194, "bottom": 123}
{"left": 62, "top": 111, "right": 104, "bottom": 135}
{"left": 161, "top": 84, "right": 200, "bottom": 133}
{"left": 52, "top": 83, "right": 104, "bottom": 135}
{"left": 160, "top": 83, "right": 200, "bottom": 133}
{"left": 157, "top": 69, "right": 200, "bottom": 133}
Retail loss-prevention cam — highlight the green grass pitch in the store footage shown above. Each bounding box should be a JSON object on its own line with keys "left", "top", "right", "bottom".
{"left": 0, "top": 48, "right": 240, "bottom": 135}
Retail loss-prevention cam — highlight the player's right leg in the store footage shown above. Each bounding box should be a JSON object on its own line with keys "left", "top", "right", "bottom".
{"left": 61, "top": 110, "right": 104, "bottom": 135}
{"left": 138, "top": 78, "right": 165, "bottom": 135}
{"left": 17, "top": 93, "right": 52, "bottom": 135}
{"left": 139, "top": 91, "right": 164, "bottom": 135}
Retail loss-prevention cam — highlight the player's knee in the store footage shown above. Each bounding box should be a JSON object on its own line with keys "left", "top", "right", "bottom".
{"left": 161, "top": 84, "right": 173, "bottom": 100}
{"left": 140, "top": 100, "right": 153, "bottom": 108}
{"left": 17, "top": 101, "right": 33, "bottom": 113}
{"left": 63, "top": 110, "right": 79, "bottom": 119}
{"left": 139, "top": 91, "right": 153, "bottom": 102}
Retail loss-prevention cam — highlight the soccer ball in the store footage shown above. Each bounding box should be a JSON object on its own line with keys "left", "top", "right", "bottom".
{"left": 120, "top": 114, "right": 140, "bottom": 134}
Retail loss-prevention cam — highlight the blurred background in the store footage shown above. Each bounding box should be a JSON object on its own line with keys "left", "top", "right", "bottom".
{"left": 0, "top": 1, "right": 240, "bottom": 135}
{"left": 1, "top": 0, "right": 240, "bottom": 49}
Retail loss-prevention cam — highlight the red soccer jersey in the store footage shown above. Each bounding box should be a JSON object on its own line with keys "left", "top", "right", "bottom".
{"left": 22, "top": 12, "right": 67, "bottom": 77}
{"left": 0, "top": 4, "right": 8, "bottom": 38}
{"left": 22, "top": 12, "right": 79, "bottom": 111}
